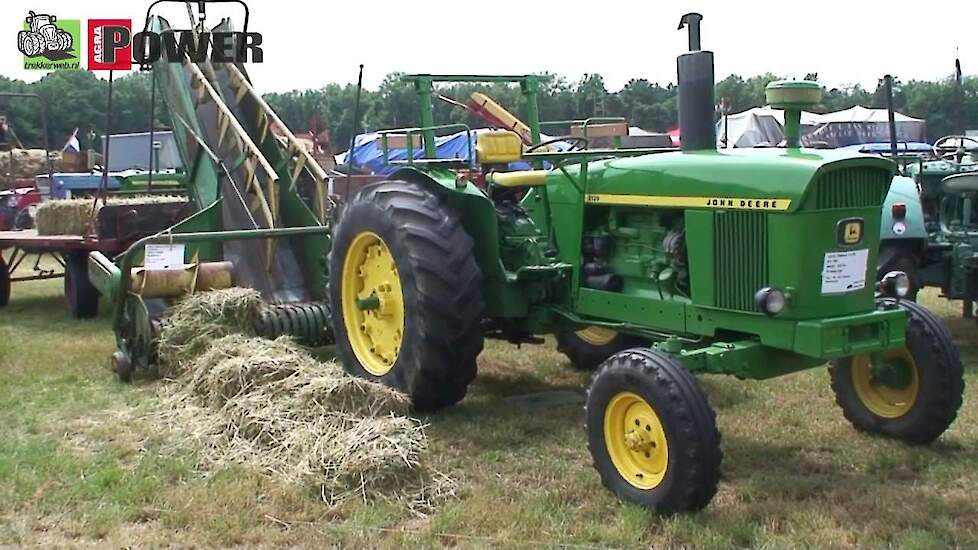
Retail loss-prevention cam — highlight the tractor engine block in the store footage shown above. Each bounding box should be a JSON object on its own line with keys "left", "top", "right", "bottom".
{"left": 583, "top": 207, "right": 688, "bottom": 299}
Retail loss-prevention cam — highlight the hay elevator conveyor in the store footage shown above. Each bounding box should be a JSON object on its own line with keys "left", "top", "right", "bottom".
{"left": 89, "top": 12, "right": 335, "bottom": 378}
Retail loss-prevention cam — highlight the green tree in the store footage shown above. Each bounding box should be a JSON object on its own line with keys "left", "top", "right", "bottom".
{"left": 0, "top": 67, "right": 976, "bottom": 153}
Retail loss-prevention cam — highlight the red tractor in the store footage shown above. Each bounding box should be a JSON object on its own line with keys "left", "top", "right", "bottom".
{"left": 0, "top": 186, "right": 41, "bottom": 230}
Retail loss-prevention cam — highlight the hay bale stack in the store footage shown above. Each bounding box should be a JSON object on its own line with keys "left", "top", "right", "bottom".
{"left": 156, "top": 287, "right": 262, "bottom": 377}
{"left": 34, "top": 195, "right": 186, "bottom": 236}
{"left": 0, "top": 148, "right": 61, "bottom": 180}
{"left": 150, "top": 289, "right": 451, "bottom": 510}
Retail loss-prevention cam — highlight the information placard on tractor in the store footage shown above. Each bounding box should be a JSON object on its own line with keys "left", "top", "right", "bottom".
{"left": 821, "top": 249, "right": 868, "bottom": 294}
{"left": 145, "top": 244, "right": 185, "bottom": 269}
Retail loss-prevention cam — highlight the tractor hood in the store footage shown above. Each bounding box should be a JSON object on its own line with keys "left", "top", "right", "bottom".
{"left": 571, "top": 149, "right": 895, "bottom": 213}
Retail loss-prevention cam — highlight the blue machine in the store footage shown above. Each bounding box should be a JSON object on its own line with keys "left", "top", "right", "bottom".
{"left": 40, "top": 172, "right": 122, "bottom": 199}
{"left": 342, "top": 128, "right": 560, "bottom": 175}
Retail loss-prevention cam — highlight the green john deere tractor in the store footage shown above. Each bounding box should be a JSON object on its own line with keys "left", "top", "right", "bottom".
{"left": 327, "top": 18, "right": 963, "bottom": 511}
{"left": 93, "top": 9, "right": 963, "bottom": 513}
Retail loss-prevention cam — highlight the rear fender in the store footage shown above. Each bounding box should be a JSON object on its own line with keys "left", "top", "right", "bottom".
{"left": 881, "top": 175, "right": 926, "bottom": 243}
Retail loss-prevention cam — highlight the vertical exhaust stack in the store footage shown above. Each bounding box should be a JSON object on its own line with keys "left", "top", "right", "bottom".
{"left": 677, "top": 13, "right": 716, "bottom": 151}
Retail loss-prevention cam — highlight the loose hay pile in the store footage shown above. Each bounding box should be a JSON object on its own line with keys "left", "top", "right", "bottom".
{"left": 150, "top": 288, "right": 452, "bottom": 512}
{"left": 156, "top": 287, "right": 262, "bottom": 378}
{"left": 34, "top": 195, "right": 186, "bottom": 236}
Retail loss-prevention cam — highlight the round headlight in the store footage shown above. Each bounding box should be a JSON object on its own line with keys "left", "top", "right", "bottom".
{"left": 754, "top": 287, "right": 787, "bottom": 315}
{"left": 4, "top": 196, "right": 17, "bottom": 208}
{"left": 892, "top": 221, "right": 907, "bottom": 235}
{"left": 881, "top": 271, "right": 911, "bottom": 298}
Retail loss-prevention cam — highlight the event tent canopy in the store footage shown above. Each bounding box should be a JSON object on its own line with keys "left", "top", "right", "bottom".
{"left": 717, "top": 105, "right": 926, "bottom": 149}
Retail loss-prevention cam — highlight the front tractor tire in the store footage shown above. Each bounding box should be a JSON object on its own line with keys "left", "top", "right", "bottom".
{"left": 557, "top": 327, "right": 643, "bottom": 371}
{"left": 329, "top": 180, "right": 484, "bottom": 412}
{"left": 830, "top": 300, "right": 964, "bottom": 444}
{"left": 586, "top": 348, "right": 722, "bottom": 513}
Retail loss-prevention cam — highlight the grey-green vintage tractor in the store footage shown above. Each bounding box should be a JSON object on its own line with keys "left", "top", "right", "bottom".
{"left": 91, "top": 9, "right": 963, "bottom": 513}
{"left": 878, "top": 136, "right": 978, "bottom": 314}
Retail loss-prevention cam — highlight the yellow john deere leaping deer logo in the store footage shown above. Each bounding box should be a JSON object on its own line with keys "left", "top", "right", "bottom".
{"left": 584, "top": 194, "right": 791, "bottom": 211}
{"left": 837, "top": 218, "right": 864, "bottom": 245}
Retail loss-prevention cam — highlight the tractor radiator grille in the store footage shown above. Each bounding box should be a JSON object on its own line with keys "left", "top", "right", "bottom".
{"left": 714, "top": 211, "right": 768, "bottom": 312}
{"left": 815, "top": 168, "right": 890, "bottom": 210}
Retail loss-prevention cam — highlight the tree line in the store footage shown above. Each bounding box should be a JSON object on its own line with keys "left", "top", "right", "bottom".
{"left": 0, "top": 69, "right": 975, "bottom": 153}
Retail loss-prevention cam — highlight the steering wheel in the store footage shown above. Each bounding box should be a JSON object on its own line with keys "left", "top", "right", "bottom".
{"left": 525, "top": 136, "right": 590, "bottom": 154}
{"left": 933, "top": 135, "right": 978, "bottom": 160}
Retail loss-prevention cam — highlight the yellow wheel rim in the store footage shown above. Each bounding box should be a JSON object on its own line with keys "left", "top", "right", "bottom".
{"left": 603, "top": 391, "right": 669, "bottom": 490}
{"left": 340, "top": 231, "right": 405, "bottom": 376}
{"left": 576, "top": 326, "right": 618, "bottom": 347}
{"left": 851, "top": 347, "right": 919, "bottom": 418}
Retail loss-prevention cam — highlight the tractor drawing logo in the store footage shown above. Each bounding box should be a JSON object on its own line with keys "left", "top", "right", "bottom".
{"left": 18, "top": 11, "right": 75, "bottom": 61}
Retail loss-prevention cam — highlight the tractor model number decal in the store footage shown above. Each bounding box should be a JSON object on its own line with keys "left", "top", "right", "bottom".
{"left": 584, "top": 194, "right": 791, "bottom": 211}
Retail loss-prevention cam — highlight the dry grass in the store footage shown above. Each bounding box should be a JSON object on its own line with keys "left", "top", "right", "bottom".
{"left": 150, "top": 290, "right": 450, "bottom": 513}
{"left": 155, "top": 287, "right": 262, "bottom": 377}
{"left": 152, "top": 334, "right": 451, "bottom": 512}
{"left": 1, "top": 271, "right": 976, "bottom": 547}
{"left": 918, "top": 287, "right": 978, "bottom": 350}
{"left": 34, "top": 196, "right": 185, "bottom": 236}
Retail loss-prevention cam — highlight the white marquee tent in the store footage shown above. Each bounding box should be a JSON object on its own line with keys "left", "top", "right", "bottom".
{"left": 717, "top": 105, "right": 926, "bottom": 148}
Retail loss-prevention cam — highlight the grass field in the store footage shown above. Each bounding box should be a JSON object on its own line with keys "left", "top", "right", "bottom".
{"left": 1, "top": 271, "right": 976, "bottom": 548}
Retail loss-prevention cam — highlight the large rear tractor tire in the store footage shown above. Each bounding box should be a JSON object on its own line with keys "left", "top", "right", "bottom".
{"left": 55, "top": 30, "right": 72, "bottom": 52}
{"left": 586, "top": 348, "right": 722, "bottom": 513}
{"left": 830, "top": 300, "right": 964, "bottom": 444}
{"left": 65, "top": 252, "right": 99, "bottom": 319}
{"left": 329, "top": 180, "right": 484, "bottom": 412}
{"left": 557, "top": 327, "right": 643, "bottom": 371}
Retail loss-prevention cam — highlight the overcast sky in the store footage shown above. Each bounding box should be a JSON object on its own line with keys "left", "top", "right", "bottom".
{"left": 2, "top": 0, "right": 974, "bottom": 93}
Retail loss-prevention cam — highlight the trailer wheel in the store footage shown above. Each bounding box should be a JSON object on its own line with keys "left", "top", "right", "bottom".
{"left": 586, "top": 348, "right": 722, "bottom": 513}
{"left": 0, "top": 255, "right": 10, "bottom": 307}
{"left": 65, "top": 252, "right": 99, "bottom": 319}
{"left": 329, "top": 180, "right": 484, "bottom": 412}
{"left": 830, "top": 299, "right": 964, "bottom": 444}
{"left": 557, "top": 327, "right": 642, "bottom": 371}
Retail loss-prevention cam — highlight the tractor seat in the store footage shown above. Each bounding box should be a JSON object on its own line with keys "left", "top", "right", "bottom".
{"left": 476, "top": 130, "right": 524, "bottom": 165}
{"left": 942, "top": 173, "right": 978, "bottom": 195}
